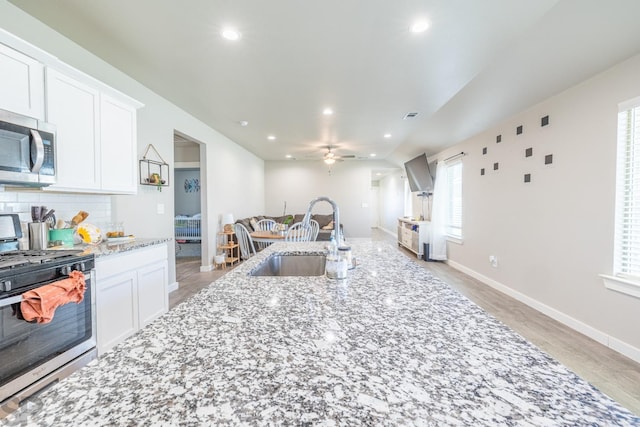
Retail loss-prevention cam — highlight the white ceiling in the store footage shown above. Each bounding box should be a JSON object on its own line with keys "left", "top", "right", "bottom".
{"left": 9, "top": 0, "right": 640, "bottom": 167}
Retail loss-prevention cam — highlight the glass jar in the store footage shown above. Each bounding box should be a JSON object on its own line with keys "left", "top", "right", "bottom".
{"left": 338, "top": 246, "right": 353, "bottom": 270}
{"left": 326, "top": 247, "right": 348, "bottom": 279}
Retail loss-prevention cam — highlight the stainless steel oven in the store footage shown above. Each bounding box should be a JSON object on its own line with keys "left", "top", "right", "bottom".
{"left": 0, "top": 215, "right": 95, "bottom": 417}
{"left": 0, "top": 108, "right": 56, "bottom": 187}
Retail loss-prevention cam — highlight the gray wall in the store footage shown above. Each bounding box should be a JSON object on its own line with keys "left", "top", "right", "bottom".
{"left": 432, "top": 53, "right": 640, "bottom": 360}
{"left": 174, "top": 169, "right": 201, "bottom": 216}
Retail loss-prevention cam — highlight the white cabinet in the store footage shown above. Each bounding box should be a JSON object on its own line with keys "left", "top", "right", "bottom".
{"left": 46, "top": 68, "right": 101, "bottom": 191}
{"left": 137, "top": 262, "right": 169, "bottom": 328}
{"left": 99, "top": 94, "right": 137, "bottom": 193}
{"left": 0, "top": 43, "right": 44, "bottom": 119}
{"left": 398, "top": 218, "right": 430, "bottom": 259}
{"left": 96, "top": 270, "right": 138, "bottom": 353}
{"left": 45, "top": 68, "right": 139, "bottom": 194}
{"left": 95, "top": 244, "right": 168, "bottom": 355}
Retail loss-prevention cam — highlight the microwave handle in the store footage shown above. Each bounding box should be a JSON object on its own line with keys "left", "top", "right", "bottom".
{"left": 30, "top": 129, "right": 45, "bottom": 174}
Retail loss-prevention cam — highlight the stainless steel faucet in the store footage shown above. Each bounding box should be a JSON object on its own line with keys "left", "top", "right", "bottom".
{"left": 302, "top": 196, "right": 341, "bottom": 245}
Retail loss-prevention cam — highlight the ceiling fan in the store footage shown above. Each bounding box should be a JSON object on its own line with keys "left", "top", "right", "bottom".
{"left": 322, "top": 146, "right": 355, "bottom": 164}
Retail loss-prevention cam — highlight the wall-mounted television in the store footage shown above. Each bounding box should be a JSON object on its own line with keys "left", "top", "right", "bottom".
{"left": 404, "top": 153, "right": 436, "bottom": 194}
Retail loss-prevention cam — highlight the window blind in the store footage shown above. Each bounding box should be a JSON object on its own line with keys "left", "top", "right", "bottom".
{"left": 614, "top": 97, "right": 640, "bottom": 277}
{"left": 445, "top": 160, "right": 463, "bottom": 238}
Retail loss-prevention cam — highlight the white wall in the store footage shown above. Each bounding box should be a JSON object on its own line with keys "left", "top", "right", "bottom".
{"left": 264, "top": 160, "right": 395, "bottom": 238}
{"left": 432, "top": 53, "right": 640, "bottom": 360}
{"left": 0, "top": 1, "right": 265, "bottom": 283}
{"left": 378, "top": 171, "right": 405, "bottom": 236}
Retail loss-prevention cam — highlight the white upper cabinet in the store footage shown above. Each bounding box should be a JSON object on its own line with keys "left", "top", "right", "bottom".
{"left": 0, "top": 43, "right": 44, "bottom": 119}
{"left": 45, "top": 68, "right": 139, "bottom": 194}
{"left": 46, "top": 68, "right": 101, "bottom": 191}
{"left": 0, "top": 30, "right": 142, "bottom": 194}
{"left": 99, "top": 94, "right": 137, "bottom": 193}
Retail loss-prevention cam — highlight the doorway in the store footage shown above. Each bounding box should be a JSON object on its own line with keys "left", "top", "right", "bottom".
{"left": 173, "top": 132, "right": 204, "bottom": 275}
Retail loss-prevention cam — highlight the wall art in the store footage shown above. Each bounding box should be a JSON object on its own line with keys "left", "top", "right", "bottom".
{"left": 184, "top": 178, "right": 200, "bottom": 193}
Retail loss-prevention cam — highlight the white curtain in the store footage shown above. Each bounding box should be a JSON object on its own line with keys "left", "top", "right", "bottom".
{"left": 429, "top": 163, "right": 448, "bottom": 260}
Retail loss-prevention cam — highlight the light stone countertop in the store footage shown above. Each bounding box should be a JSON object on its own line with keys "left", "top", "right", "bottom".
{"left": 8, "top": 240, "right": 640, "bottom": 426}
{"left": 70, "top": 237, "right": 172, "bottom": 258}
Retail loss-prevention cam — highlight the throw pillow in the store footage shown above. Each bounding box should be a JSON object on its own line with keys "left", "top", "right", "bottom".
{"left": 249, "top": 217, "right": 259, "bottom": 231}
{"left": 322, "top": 220, "right": 334, "bottom": 230}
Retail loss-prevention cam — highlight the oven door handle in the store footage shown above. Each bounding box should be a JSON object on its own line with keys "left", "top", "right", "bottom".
{"left": 0, "top": 295, "right": 23, "bottom": 308}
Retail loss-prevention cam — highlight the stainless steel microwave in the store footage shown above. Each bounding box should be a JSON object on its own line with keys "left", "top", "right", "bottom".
{"left": 0, "top": 109, "right": 56, "bottom": 187}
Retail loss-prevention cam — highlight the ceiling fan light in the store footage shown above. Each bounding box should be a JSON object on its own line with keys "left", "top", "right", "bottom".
{"left": 410, "top": 20, "right": 429, "bottom": 33}
{"left": 324, "top": 158, "right": 336, "bottom": 165}
{"left": 221, "top": 27, "right": 241, "bottom": 41}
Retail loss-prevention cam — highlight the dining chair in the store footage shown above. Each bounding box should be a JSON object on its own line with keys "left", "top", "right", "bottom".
{"left": 254, "top": 219, "right": 276, "bottom": 250}
{"left": 285, "top": 222, "right": 313, "bottom": 242}
{"left": 234, "top": 223, "right": 257, "bottom": 260}
{"left": 255, "top": 218, "right": 276, "bottom": 232}
{"left": 309, "top": 219, "right": 320, "bottom": 241}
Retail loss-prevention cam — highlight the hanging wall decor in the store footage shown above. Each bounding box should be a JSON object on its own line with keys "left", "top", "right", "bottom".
{"left": 184, "top": 178, "right": 200, "bottom": 193}
{"left": 140, "top": 144, "right": 170, "bottom": 191}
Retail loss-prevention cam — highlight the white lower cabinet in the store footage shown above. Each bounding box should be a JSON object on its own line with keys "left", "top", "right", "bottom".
{"left": 397, "top": 218, "right": 430, "bottom": 259}
{"left": 96, "top": 270, "right": 138, "bottom": 354}
{"left": 95, "top": 244, "right": 168, "bottom": 355}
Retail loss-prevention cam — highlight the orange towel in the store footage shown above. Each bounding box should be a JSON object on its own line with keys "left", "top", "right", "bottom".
{"left": 20, "top": 270, "right": 86, "bottom": 324}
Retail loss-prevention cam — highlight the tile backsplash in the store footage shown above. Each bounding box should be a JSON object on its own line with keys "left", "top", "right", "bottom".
{"left": 0, "top": 188, "right": 111, "bottom": 228}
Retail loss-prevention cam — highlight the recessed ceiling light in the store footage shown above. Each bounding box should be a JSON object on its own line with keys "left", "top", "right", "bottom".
{"left": 410, "top": 20, "right": 430, "bottom": 33}
{"left": 238, "top": 120, "right": 248, "bottom": 127}
{"left": 370, "top": 153, "right": 377, "bottom": 157}
{"left": 285, "top": 154, "right": 292, "bottom": 159}
{"left": 376, "top": 172, "right": 382, "bottom": 176}
{"left": 267, "top": 135, "right": 276, "bottom": 140}
{"left": 383, "top": 133, "right": 392, "bottom": 139}
{"left": 323, "top": 108, "right": 334, "bottom": 115}
{"left": 221, "top": 27, "right": 241, "bottom": 41}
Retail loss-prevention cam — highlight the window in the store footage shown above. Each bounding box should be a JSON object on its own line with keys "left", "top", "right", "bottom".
{"left": 445, "top": 160, "right": 463, "bottom": 239}
{"left": 614, "top": 96, "right": 640, "bottom": 277}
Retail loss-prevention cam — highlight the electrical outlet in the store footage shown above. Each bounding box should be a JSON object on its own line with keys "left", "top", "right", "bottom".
{"left": 489, "top": 255, "right": 498, "bottom": 268}
{"left": 157, "top": 203, "right": 165, "bottom": 214}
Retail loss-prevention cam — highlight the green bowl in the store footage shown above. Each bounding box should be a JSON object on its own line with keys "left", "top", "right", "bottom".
{"left": 49, "top": 228, "right": 75, "bottom": 246}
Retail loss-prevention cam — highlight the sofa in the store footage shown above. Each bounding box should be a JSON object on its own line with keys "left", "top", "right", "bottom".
{"left": 235, "top": 213, "right": 340, "bottom": 241}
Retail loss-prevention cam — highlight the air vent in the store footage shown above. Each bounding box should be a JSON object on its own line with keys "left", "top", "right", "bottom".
{"left": 403, "top": 112, "right": 419, "bottom": 119}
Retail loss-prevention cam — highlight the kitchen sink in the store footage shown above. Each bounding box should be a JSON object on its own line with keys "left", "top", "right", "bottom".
{"left": 250, "top": 254, "right": 326, "bottom": 277}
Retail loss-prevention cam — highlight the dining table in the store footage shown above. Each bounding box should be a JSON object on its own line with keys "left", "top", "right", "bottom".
{"left": 249, "top": 230, "right": 286, "bottom": 244}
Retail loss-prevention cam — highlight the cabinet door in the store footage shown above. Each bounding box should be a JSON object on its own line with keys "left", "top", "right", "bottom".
{"left": 137, "top": 260, "right": 168, "bottom": 328}
{"left": 96, "top": 270, "right": 138, "bottom": 355}
{"left": 100, "top": 94, "right": 137, "bottom": 194}
{"left": 46, "top": 68, "right": 101, "bottom": 191}
{"left": 0, "top": 43, "right": 44, "bottom": 119}
{"left": 411, "top": 232, "right": 420, "bottom": 253}
{"left": 402, "top": 228, "right": 412, "bottom": 247}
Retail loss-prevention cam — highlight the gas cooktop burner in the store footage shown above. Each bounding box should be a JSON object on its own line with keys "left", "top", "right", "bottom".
{"left": 0, "top": 250, "right": 84, "bottom": 270}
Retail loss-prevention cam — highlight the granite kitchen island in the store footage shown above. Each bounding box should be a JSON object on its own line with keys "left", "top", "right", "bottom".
{"left": 9, "top": 240, "right": 639, "bottom": 425}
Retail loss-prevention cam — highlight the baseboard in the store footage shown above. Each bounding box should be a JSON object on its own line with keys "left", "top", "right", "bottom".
{"left": 199, "top": 264, "right": 214, "bottom": 272}
{"left": 446, "top": 259, "right": 640, "bottom": 364}
{"left": 609, "top": 336, "right": 640, "bottom": 364}
{"left": 168, "top": 281, "right": 179, "bottom": 293}
{"left": 378, "top": 226, "right": 396, "bottom": 238}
